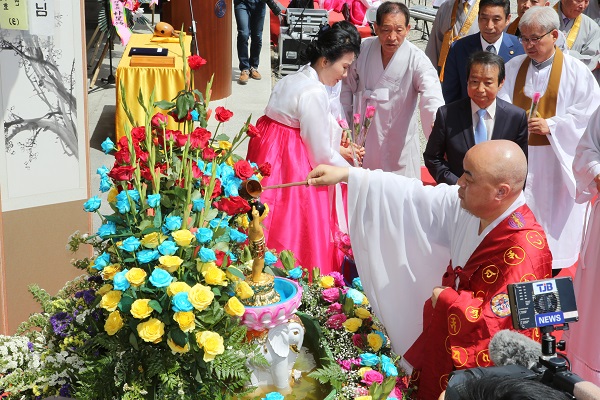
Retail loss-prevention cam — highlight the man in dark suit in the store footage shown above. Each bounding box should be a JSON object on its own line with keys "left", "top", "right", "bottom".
{"left": 442, "top": 0, "right": 524, "bottom": 103}
{"left": 424, "top": 51, "right": 528, "bottom": 185}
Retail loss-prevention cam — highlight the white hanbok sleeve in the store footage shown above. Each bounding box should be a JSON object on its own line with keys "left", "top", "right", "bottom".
{"left": 574, "top": 106, "right": 600, "bottom": 203}
{"left": 298, "top": 87, "right": 351, "bottom": 167}
{"left": 347, "top": 168, "right": 458, "bottom": 354}
{"left": 414, "top": 53, "right": 444, "bottom": 139}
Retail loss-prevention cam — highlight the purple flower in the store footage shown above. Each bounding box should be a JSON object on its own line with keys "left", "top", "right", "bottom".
{"left": 88, "top": 275, "right": 103, "bottom": 284}
{"left": 59, "top": 383, "right": 71, "bottom": 397}
{"left": 49, "top": 312, "right": 73, "bottom": 338}
{"left": 337, "top": 359, "right": 353, "bottom": 370}
{"left": 328, "top": 271, "right": 345, "bottom": 287}
{"left": 27, "top": 341, "right": 34, "bottom": 352}
{"left": 75, "top": 289, "right": 96, "bottom": 305}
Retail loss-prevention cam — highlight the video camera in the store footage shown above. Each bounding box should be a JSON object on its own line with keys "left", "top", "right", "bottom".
{"left": 445, "top": 277, "right": 600, "bottom": 400}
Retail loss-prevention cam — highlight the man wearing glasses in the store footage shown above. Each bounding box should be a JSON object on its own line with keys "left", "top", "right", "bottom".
{"left": 341, "top": 1, "right": 444, "bottom": 177}
{"left": 499, "top": 6, "right": 600, "bottom": 275}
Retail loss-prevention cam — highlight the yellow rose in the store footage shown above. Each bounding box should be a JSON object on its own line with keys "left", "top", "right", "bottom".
{"left": 107, "top": 187, "right": 119, "bottom": 203}
{"left": 96, "top": 283, "right": 113, "bottom": 296}
{"left": 235, "top": 281, "right": 254, "bottom": 300}
{"left": 137, "top": 318, "right": 165, "bottom": 343}
{"left": 358, "top": 367, "right": 372, "bottom": 378}
{"left": 355, "top": 397, "right": 372, "bottom": 400}
{"left": 102, "top": 264, "right": 121, "bottom": 280}
{"left": 320, "top": 276, "right": 335, "bottom": 288}
{"left": 140, "top": 232, "right": 166, "bottom": 249}
{"left": 188, "top": 283, "right": 215, "bottom": 311}
{"left": 167, "top": 338, "right": 190, "bottom": 354}
{"left": 195, "top": 331, "right": 225, "bottom": 362}
{"left": 236, "top": 215, "right": 249, "bottom": 229}
{"left": 218, "top": 140, "right": 232, "bottom": 150}
{"left": 355, "top": 308, "right": 371, "bottom": 319}
{"left": 104, "top": 310, "right": 124, "bottom": 335}
{"left": 159, "top": 255, "right": 184, "bottom": 273}
{"left": 367, "top": 332, "right": 384, "bottom": 352}
{"left": 224, "top": 297, "right": 245, "bottom": 317}
{"left": 203, "top": 265, "right": 228, "bottom": 286}
{"left": 126, "top": 267, "right": 147, "bottom": 287}
{"left": 342, "top": 317, "right": 362, "bottom": 333}
{"left": 197, "top": 261, "right": 217, "bottom": 274}
{"left": 173, "top": 311, "right": 196, "bottom": 332}
{"left": 130, "top": 299, "right": 153, "bottom": 319}
{"left": 100, "top": 290, "right": 122, "bottom": 312}
{"left": 226, "top": 156, "right": 235, "bottom": 166}
{"left": 167, "top": 281, "right": 192, "bottom": 296}
{"left": 172, "top": 229, "right": 195, "bottom": 247}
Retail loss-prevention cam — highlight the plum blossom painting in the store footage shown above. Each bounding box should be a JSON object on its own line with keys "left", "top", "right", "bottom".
{"left": 0, "top": 0, "right": 88, "bottom": 211}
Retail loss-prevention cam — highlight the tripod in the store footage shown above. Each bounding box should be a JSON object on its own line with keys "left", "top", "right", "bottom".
{"left": 101, "top": 0, "right": 115, "bottom": 84}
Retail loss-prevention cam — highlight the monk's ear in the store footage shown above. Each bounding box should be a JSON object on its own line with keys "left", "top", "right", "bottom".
{"left": 496, "top": 183, "right": 511, "bottom": 200}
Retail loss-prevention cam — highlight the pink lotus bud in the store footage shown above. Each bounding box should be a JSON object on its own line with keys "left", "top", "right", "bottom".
{"left": 365, "top": 105, "right": 376, "bottom": 118}
{"left": 532, "top": 92, "right": 541, "bottom": 104}
{"left": 338, "top": 118, "right": 349, "bottom": 129}
{"left": 353, "top": 113, "right": 361, "bottom": 124}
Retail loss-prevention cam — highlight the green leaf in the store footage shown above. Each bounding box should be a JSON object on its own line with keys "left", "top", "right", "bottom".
{"left": 279, "top": 250, "right": 296, "bottom": 271}
{"left": 119, "top": 294, "right": 135, "bottom": 313}
{"left": 148, "top": 300, "right": 163, "bottom": 313}
{"left": 343, "top": 293, "right": 354, "bottom": 317}
{"left": 204, "top": 208, "right": 218, "bottom": 222}
{"left": 154, "top": 100, "right": 176, "bottom": 110}
{"left": 264, "top": 265, "right": 287, "bottom": 277}
{"left": 381, "top": 376, "right": 397, "bottom": 399}
{"left": 213, "top": 241, "right": 230, "bottom": 253}
{"left": 216, "top": 133, "right": 230, "bottom": 141}
{"left": 129, "top": 332, "right": 139, "bottom": 351}
{"left": 170, "top": 327, "right": 188, "bottom": 347}
{"left": 226, "top": 266, "right": 245, "bottom": 280}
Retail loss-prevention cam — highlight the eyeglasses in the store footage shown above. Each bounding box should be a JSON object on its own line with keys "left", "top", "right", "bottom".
{"left": 519, "top": 30, "right": 554, "bottom": 45}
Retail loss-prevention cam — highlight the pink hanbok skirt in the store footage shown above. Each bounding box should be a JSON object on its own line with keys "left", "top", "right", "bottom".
{"left": 246, "top": 115, "right": 343, "bottom": 276}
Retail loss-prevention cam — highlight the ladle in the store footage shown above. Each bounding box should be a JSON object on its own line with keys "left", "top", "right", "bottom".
{"left": 239, "top": 180, "right": 308, "bottom": 199}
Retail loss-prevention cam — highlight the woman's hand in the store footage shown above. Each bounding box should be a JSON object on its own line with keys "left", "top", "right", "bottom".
{"left": 340, "top": 143, "right": 365, "bottom": 164}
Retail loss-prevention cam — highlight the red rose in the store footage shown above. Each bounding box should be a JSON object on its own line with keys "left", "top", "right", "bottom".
{"left": 234, "top": 160, "right": 255, "bottom": 180}
{"left": 114, "top": 148, "right": 131, "bottom": 165}
{"left": 202, "top": 147, "right": 217, "bottom": 161}
{"left": 215, "top": 106, "right": 233, "bottom": 122}
{"left": 131, "top": 126, "right": 146, "bottom": 142}
{"left": 175, "top": 132, "right": 189, "bottom": 148}
{"left": 202, "top": 177, "right": 222, "bottom": 199}
{"left": 169, "top": 109, "right": 192, "bottom": 123}
{"left": 214, "top": 196, "right": 251, "bottom": 216}
{"left": 214, "top": 249, "right": 232, "bottom": 267}
{"left": 258, "top": 162, "right": 272, "bottom": 177}
{"left": 189, "top": 127, "right": 211, "bottom": 150}
{"left": 192, "top": 161, "right": 202, "bottom": 178}
{"left": 187, "top": 55, "right": 207, "bottom": 70}
{"left": 247, "top": 123, "right": 261, "bottom": 138}
{"left": 108, "top": 165, "right": 136, "bottom": 181}
{"left": 151, "top": 113, "right": 168, "bottom": 128}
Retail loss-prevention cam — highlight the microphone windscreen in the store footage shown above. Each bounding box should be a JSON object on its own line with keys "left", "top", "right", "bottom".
{"left": 489, "top": 330, "right": 540, "bottom": 369}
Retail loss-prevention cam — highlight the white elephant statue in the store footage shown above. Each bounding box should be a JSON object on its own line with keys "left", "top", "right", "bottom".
{"left": 248, "top": 318, "right": 305, "bottom": 390}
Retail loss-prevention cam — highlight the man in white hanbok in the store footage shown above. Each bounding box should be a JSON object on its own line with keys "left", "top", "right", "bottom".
{"left": 498, "top": 6, "right": 600, "bottom": 271}
{"left": 565, "top": 105, "right": 600, "bottom": 387}
{"left": 341, "top": 2, "right": 444, "bottom": 177}
{"left": 555, "top": 0, "right": 600, "bottom": 83}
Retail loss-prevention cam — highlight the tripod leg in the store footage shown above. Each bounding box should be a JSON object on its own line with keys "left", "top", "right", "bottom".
{"left": 89, "top": 30, "right": 106, "bottom": 68}
{"left": 89, "top": 35, "right": 111, "bottom": 88}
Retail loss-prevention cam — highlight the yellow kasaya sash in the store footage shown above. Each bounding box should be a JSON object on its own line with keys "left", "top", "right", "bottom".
{"left": 513, "top": 48, "right": 564, "bottom": 146}
{"left": 553, "top": 2, "right": 582, "bottom": 49}
{"left": 438, "top": 0, "right": 480, "bottom": 81}
{"left": 507, "top": 16, "right": 520, "bottom": 35}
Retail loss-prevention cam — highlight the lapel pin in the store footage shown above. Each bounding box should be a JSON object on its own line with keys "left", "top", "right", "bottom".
{"left": 509, "top": 50, "right": 514, "bottom": 55}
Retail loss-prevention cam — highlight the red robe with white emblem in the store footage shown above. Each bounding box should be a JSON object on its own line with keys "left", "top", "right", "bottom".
{"left": 403, "top": 204, "right": 552, "bottom": 400}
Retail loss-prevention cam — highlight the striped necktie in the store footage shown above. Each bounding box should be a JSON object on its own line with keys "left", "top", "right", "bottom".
{"left": 486, "top": 44, "right": 496, "bottom": 54}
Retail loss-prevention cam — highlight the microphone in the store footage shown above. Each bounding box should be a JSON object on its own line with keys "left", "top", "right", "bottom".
{"left": 489, "top": 329, "right": 541, "bottom": 369}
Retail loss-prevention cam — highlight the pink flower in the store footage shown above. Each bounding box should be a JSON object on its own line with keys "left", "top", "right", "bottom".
{"left": 365, "top": 105, "right": 376, "bottom": 119}
{"left": 352, "top": 333, "right": 366, "bottom": 349}
{"left": 328, "top": 272, "right": 345, "bottom": 287}
{"left": 532, "top": 92, "right": 541, "bottom": 104}
{"left": 151, "top": 112, "right": 168, "bottom": 128}
{"left": 353, "top": 113, "right": 361, "bottom": 124}
{"left": 388, "top": 386, "right": 404, "bottom": 398}
{"left": 325, "top": 313, "right": 347, "bottom": 329}
{"left": 327, "top": 302, "right": 342, "bottom": 315}
{"left": 337, "top": 359, "right": 353, "bottom": 370}
{"left": 322, "top": 288, "right": 340, "bottom": 303}
{"left": 337, "top": 118, "right": 349, "bottom": 129}
{"left": 362, "top": 370, "right": 384, "bottom": 385}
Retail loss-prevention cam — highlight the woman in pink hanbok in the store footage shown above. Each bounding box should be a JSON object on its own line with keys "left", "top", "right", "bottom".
{"left": 246, "top": 21, "right": 362, "bottom": 276}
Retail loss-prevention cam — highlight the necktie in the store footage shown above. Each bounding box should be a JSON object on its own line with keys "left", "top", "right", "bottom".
{"left": 463, "top": 1, "right": 469, "bottom": 14}
{"left": 474, "top": 109, "right": 488, "bottom": 144}
{"left": 563, "top": 17, "right": 570, "bottom": 26}
{"left": 486, "top": 44, "right": 496, "bottom": 54}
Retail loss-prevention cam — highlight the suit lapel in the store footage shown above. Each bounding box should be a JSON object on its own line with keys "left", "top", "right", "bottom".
{"left": 492, "top": 99, "right": 507, "bottom": 139}
{"left": 498, "top": 35, "right": 515, "bottom": 60}
{"left": 461, "top": 99, "right": 476, "bottom": 148}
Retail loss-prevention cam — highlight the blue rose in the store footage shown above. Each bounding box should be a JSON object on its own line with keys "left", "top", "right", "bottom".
{"left": 83, "top": 196, "right": 101, "bottom": 212}
{"left": 209, "top": 217, "right": 230, "bottom": 228}
{"left": 190, "top": 109, "right": 199, "bottom": 121}
{"left": 352, "top": 277, "right": 363, "bottom": 291}
{"left": 101, "top": 137, "right": 115, "bottom": 154}
{"left": 219, "top": 164, "right": 235, "bottom": 180}
{"left": 223, "top": 179, "right": 241, "bottom": 197}
{"left": 97, "top": 221, "right": 116, "bottom": 238}
{"left": 113, "top": 269, "right": 131, "bottom": 291}
{"left": 158, "top": 240, "right": 178, "bottom": 255}
{"left": 137, "top": 249, "right": 160, "bottom": 264}
{"left": 126, "top": 190, "right": 140, "bottom": 203}
{"left": 381, "top": 359, "right": 398, "bottom": 377}
{"left": 346, "top": 288, "right": 365, "bottom": 305}
{"left": 228, "top": 252, "right": 238, "bottom": 262}
{"left": 149, "top": 268, "right": 173, "bottom": 288}
{"left": 195, "top": 228, "right": 213, "bottom": 244}
{"left": 116, "top": 199, "right": 131, "bottom": 214}
{"left": 228, "top": 229, "right": 247, "bottom": 244}
{"left": 99, "top": 177, "right": 112, "bottom": 193}
{"left": 164, "top": 216, "right": 183, "bottom": 231}
{"left": 147, "top": 194, "right": 161, "bottom": 208}
{"left": 96, "top": 165, "right": 109, "bottom": 177}
{"left": 119, "top": 236, "right": 141, "bottom": 252}
{"left": 93, "top": 252, "right": 111, "bottom": 270}
{"left": 263, "top": 392, "right": 284, "bottom": 400}
{"left": 199, "top": 247, "right": 216, "bottom": 262}
{"left": 192, "top": 199, "right": 205, "bottom": 212}
{"left": 264, "top": 251, "right": 277, "bottom": 266}
{"left": 171, "top": 292, "right": 193, "bottom": 312}
{"left": 287, "top": 267, "right": 303, "bottom": 279}
{"left": 359, "top": 353, "right": 380, "bottom": 366}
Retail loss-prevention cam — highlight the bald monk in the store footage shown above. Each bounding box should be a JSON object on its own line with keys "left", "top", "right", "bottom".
{"left": 307, "top": 140, "right": 552, "bottom": 400}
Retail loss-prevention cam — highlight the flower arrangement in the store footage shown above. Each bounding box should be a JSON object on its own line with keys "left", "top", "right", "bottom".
{"left": 294, "top": 271, "right": 412, "bottom": 400}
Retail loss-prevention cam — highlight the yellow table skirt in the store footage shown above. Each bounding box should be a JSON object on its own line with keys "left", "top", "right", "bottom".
{"left": 115, "top": 33, "right": 192, "bottom": 141}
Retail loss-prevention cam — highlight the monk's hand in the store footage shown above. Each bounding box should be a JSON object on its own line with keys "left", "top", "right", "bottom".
{"left": 341, "top": 129, "right": 350, "bottom": 148}
{"left": 431, "top": 286, "right": 448, "bottom": 308}
{"left": 595, "top": 173, "right": 600, "bottom": 193}
{"left": 307, "top": 165, "right": 349, "bottom": 186}
{"left": 527, "top": 117, "right": 550, "bottom": 135}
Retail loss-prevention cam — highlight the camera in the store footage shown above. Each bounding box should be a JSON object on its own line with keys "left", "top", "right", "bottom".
{"left": 444, "top": 277, "right": 600, "bottom": 400}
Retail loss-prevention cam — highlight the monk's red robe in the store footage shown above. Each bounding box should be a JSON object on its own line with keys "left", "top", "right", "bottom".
{"left": 403, "top": 204, "right": 553, "bottom": 400}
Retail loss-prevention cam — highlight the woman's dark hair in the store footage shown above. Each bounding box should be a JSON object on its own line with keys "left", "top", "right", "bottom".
{"left": 458, "top": 376, "right": 571, "bottom": 400}
{"left": 301, "top": 21, "right": 361, "bottom": 65}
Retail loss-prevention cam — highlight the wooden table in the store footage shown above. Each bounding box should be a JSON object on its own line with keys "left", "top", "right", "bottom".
{"left": 115, "top": 33, "right": 192, "bottom": 141}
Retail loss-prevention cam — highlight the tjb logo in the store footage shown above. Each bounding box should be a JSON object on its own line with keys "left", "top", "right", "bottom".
{"left": 535, "top": 282, "right": 554, "bottom": 293}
